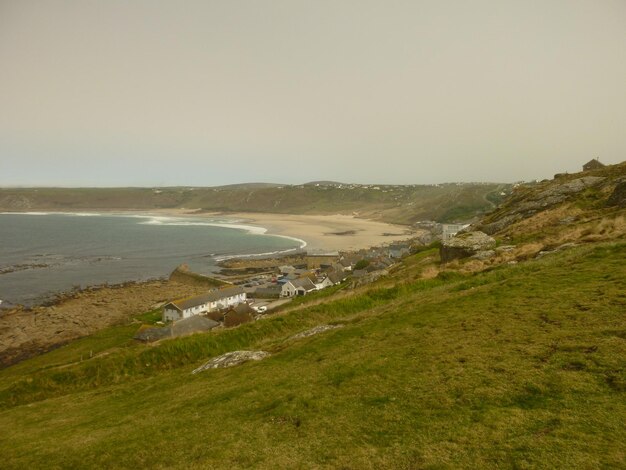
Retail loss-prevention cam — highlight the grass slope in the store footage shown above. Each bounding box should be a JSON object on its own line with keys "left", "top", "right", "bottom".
{"left": 0, "top": 243, "right": 624, "bottom": 468}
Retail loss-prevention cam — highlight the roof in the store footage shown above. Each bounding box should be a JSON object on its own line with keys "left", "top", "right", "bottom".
{"left": 583, "top": 159, "right": 605, "bottom": 170}
{"left": 256, "top": 286, "right": 282, "bottom": 293}
{"left": 327, "top": 272, "right": 345, "bottom": 284}
{"left": 166, "top": 286, "right": 245, "bottom": 311}
{"left": 171, "top": 316, "right": 219, "bottom": 336}
{"left": 232, "top": 302, "right": 255, "bottom": 314}
{"left": 287, "top": 277, "right": 317, "bottom": 290}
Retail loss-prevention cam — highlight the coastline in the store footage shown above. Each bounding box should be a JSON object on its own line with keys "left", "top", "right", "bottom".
{"left": 2, "top": 209, "right": 421, "bottom": 253}
{"left": 123, "top": 208, "right": 421, "bottom": 253}
{"left": 0, "top": 210, "right": 421, "bottom": 367}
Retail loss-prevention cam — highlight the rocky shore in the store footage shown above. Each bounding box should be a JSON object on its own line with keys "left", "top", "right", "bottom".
{"left": 0, "top": 278, "right": 212, "bottom": 368}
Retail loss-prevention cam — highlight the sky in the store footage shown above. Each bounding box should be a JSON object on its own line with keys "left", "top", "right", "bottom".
{"left": 1, "top": 0, "right": 625, "bottom": 187}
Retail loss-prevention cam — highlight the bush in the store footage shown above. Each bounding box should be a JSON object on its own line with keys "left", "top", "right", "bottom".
{"left": 354, "top": 259, "right": 370, "bottom": 270}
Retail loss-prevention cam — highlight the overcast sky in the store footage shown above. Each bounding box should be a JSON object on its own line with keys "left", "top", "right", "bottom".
{"left": 1, "top": 1, "right": 625, "bottom": 186}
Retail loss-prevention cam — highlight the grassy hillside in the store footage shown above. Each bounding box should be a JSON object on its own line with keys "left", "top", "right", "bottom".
{"left": 0, "top": 242, "right": 624, "bottom": 469}
{"left": 0, "top": 182, "right": 510, "bottom": 224}
{"left": 1, "top": 163, "right": 624, "bottom": 468}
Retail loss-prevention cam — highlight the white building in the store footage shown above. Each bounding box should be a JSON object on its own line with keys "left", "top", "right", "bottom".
{"left": 442, "top": 224, "right": 470, "bottom": 242}
{"left": 163, "top": 287, "right": 246, "bottom": 322}
{"left": 315, "top": 276, "right": 335, "bottom": 290}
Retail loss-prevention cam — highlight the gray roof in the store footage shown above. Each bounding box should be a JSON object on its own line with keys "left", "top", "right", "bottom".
{"left": 232, "top": 302, "right": 255, "bottom": 314}
{"left": 166, "top": 286, "right": 244, "bottom": 311}
{"left": 288, "top": 277, "right": 317, "bottom": 290}
{"left": 171, "top": 316, "right": 219, "bottom": 336}
{"left": 327, "top": 272, "right": 345, "bottom": 284}
{"left": 256, "top": 286, "right": 281, "bottom": 294}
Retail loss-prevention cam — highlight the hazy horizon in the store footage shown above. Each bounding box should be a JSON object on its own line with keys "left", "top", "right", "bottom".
{"left": 1, "top": 1, "right": 625, "bottom": 187}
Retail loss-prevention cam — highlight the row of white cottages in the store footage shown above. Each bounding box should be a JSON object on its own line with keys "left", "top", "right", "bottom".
{"left": 163, "top": 286, "right": 246, "bottom": 322}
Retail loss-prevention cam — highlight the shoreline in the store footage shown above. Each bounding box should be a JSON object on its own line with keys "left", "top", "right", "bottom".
{"left": 121, "top": 208, "right": 421, "bottom": 253}
{"left": 2, "top": 209, "right": 422, "bottom": 254}
{"left": 0, "top": 210, "right": 421, "bottom": 367}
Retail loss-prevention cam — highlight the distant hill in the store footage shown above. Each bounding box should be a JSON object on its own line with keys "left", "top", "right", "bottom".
{"left": 0, "top": 181, "right": 512, "bottom": 224}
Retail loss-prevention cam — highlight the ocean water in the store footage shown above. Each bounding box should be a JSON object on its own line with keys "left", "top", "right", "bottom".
{"left": 0, "top": 212, "right": 304, "bottom": 307}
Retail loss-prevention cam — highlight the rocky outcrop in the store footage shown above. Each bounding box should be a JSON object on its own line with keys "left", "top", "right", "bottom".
{"left": 440, "top": 231, "right": 496, "bottom": 263}
{"left": 192, "top": 350, "right": 270, "bottom": 373}
{"left": 289, "top": 324, "right": 344, "bottom": 340}
{"left": 607, "top": 180, "right": 626, "bottom": 208}
{"left": 479, "top": 176, "right": 608, "bottom": 235}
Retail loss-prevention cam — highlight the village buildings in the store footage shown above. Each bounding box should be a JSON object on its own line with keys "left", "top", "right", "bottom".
{"left": 442, "top": 224, "right": 470, "bottom": 241}
{"left": 162, "top": 286, "right": 246, "bottom": 322}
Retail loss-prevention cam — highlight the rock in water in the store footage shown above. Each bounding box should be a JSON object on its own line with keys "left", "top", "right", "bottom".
{"left": 192, "top": 350, "right": 270, "bottom": 374}
{"left": 440, "top": 231, "right": 496, "bottom": 263}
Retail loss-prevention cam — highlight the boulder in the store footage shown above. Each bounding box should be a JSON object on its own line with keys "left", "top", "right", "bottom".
{"left": 471, "top": 250, "right": 496, "bottom": 260}
{"left": 440, "top": 231, "right": 496, "bottom": 263}
{"left": 289, "top": 324, "right": 344, "bottom": 340}
{"left": 192, "top": 350, "right": 270, "bottom": 374}
{"left": 607, "top": 181, "right": 626, "bottom": 208}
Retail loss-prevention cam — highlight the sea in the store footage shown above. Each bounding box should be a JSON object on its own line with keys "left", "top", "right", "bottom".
{"left": 0, "top": 212, "right": 305, "bottom": 308}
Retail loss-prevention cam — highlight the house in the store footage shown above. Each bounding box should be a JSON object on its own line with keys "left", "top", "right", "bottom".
{"left": 223, "top": 302, "right": 255, "bottom": 327}
{"left": 387, "top": 244, "right": 411, "bottom": 259}
{"left": 338, "top": 259, "right": 353, "bottom": 271}
{"left": 315, "top": 275, "right": 335, "bottom": 290}
{"left": 162, "top": 286, "right": 246, "bottom": 322}
{"left": 327, "top": 271, "right": 347, "bottom": 284}
{"left": 583, "top": 158, "right": 605, "bottom": 172}
{"left": 442, "top": 224, "right": 470, "bottom": 242}
{"left": 278, "top": 265, "right": 296, "bottom": 275}
{"left": 281, "top": 277, "right": 318, "bottom": 297}
{"left": 253, "top": 286, "right": 282, "bottom": 298}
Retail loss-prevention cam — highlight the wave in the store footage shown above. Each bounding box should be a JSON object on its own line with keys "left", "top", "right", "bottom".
{"left": 1, "top": 211, "right": 308, "bottom": 253}
{"left": 0, "top": 211, "right": 101, "bottom": 217}
{"left": 1, "top": 211, "right": 52, "bottom": 216}
{"left": 137, "top": 216, "right": 307, "bottom": 251}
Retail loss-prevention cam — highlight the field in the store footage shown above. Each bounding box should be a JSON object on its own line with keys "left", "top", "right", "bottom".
{"left": 1, "top": 242, "right": 624, "bottom": 469}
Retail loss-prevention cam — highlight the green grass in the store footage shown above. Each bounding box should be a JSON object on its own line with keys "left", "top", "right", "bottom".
{"left": 0, "top": 243, "right": 624, "bottom": 468}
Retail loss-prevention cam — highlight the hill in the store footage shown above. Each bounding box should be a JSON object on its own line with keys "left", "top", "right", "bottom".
{"left": 0, "top": 163, "right": 624, "bottom": 468}
{"left": 0, "top": 182, "right": 511, "bottom": 224}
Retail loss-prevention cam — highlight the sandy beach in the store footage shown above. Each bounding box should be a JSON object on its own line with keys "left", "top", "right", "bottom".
{"left": 147, "top": 209, "right": 420, "bottom": 253}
